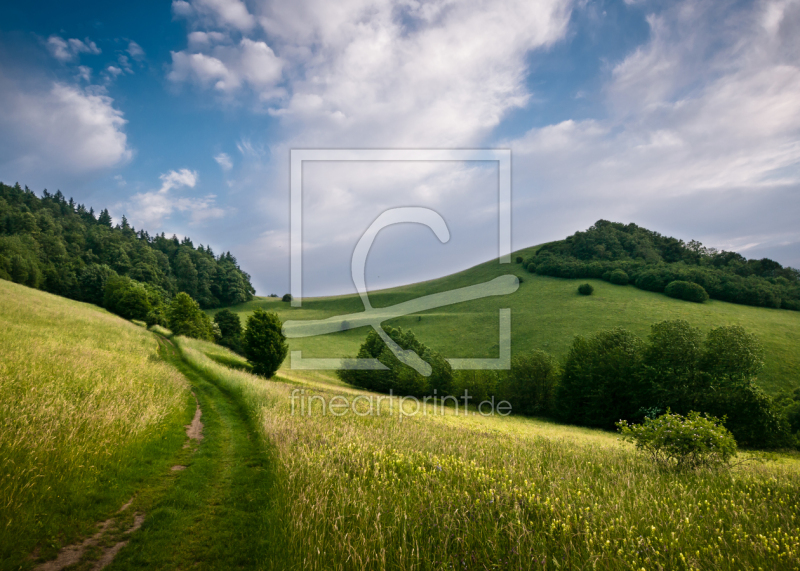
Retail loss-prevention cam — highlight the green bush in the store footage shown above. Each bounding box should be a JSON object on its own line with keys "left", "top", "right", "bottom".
{"left": 577, "top": 283, "right": 594, "bottom": 295}
{"left": 515, "top": 256, "right": 523, "bottom": 263}
{"left": 103, "top": 275, "right": 151, "bottom": 321}
{"left": 609, "top": 269, "right": 629, "bottom": 285}
{"left": 617, "top": 410, "right": 737, "bottom": 471}
{"left": 167, "top": 292, "right": 214, "bottom": 341}
{"left": 665, "top": 280, "right": 709, "bottom": 303}
{"left": 243, "top": 309, "right": 288, "bottom": 378}
{"left": 339, "top": 327, "right": 452, "bottom": 397}
{"left": 282, "top": 293, "right": 292, "bottom": 302}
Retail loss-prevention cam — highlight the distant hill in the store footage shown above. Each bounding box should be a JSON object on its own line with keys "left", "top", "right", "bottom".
{"left": 526, "top": 220, "right": 800, "bottom": 311}
{"left": 0, "top": 182, "right": 254, "bottom": 308}
{"left": 212, "top": 239, "right": 800, "bottom": 396}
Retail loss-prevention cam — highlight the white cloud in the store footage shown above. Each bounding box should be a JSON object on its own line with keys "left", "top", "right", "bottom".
{"left": 172, "top": 0, "right": 256, "bottom": 31}
{"left": 159, "top": 168, "right": 198, "bottom": 193}
{"left": 47, "top": 35, "right": 101, "bottom": 62}
{"left": 214, "top": 152, "right": 233, "bottom": 170}
{"left": 504, "top": 0, "right": 800, "bottom": 263}
{"left": 168, "top": 38, "right": 283, "bottom": 93}
{"left": 0, "top": 71, "right": 131, "bottom": 176}
{"left": 125, "top": 169, "right": 227, "bottom": 229}
{"left": 126, "top": 40, "right": 146, "bottom": 61}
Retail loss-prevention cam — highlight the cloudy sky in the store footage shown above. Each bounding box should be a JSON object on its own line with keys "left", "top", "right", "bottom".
{"left": 1, "top": 0, "right": 799, "bottom": 296}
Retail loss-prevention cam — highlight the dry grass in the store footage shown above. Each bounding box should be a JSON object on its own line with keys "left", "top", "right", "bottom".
{"left": 0, "top": 280, "right": 188, "bottom": 565}
{"left": 178, "top": 336, "right": 800, "bottom": 570}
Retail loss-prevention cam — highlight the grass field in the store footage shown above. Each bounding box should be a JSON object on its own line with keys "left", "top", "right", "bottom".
{"left": 211, "top": 248, "right": 800, "bottom": 395}
{"left": 177, "top": 335, "right": 800, "bottom": 570}
{"left": 0, "top": 280, "right": 191, "bottom": 569}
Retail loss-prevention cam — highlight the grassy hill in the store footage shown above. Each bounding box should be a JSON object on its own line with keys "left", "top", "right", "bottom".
{"left": 0, "top": 279, "right": 191, "bottom": 568}
{"left": 211, "top": 245, "right": 800, "bottom": 395}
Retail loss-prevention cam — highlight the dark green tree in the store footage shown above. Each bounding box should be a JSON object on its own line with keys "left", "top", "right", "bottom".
{"left": 214, "top": 309, "right": 243, "bottom": 353}
{"left": 499, "top": 350, "right": 560, "bottom": 416}
{"left": 557, "top": 328, "right": 646, "bottom": 428}
{"left": 243, "top": 309, "right": 288, "bottom": 377}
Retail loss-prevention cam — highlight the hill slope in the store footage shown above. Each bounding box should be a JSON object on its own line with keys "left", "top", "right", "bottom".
{"left": 0, "top": 279, "right": 190, "bottom": 567}
{"left": 212, "top": 244, "right": 800, "bottom": 395}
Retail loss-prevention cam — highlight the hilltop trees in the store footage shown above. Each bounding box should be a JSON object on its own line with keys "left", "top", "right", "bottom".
{"left": 525, "top": 220, "right": 799, "bottom": 311}
{"left": 243, "top": 309, "right": 288, "bottom": 378}
{"left": 0, "top": 182, "right": 254, "bottom": 309}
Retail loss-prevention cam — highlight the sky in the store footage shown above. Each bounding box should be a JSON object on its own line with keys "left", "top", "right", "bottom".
{"left": 0, "top": 0, "right": 799, "bottom": 297}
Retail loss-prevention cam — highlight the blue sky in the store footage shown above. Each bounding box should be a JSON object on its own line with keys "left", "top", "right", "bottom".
{"left": 1, "top": 0, "right": 799, "bottom": 296}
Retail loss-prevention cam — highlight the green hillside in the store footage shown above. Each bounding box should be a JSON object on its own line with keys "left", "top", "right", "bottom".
{"left": 211, "top": 245, "right": 800, "bottom": 395}
{"left": 0, "top": 279, "right": 191, "bottom": 567}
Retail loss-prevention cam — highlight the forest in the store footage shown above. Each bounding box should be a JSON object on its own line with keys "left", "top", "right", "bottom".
{"left": 0, "top": 182, "right": 255, "bottom": 309}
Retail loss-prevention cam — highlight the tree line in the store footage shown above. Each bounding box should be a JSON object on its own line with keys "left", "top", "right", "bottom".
{"left": 339, "top": 322, "right": 800, "bottom": 450}
{"left": 0, "top": 182, "right": 255, "bottom": 309}
{"left": 523, "top": 220, "right": 800, "bottom": 310}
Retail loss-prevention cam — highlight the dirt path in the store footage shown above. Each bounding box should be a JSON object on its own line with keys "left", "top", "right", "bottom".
{"left": 30, "top": 334, "right": 276, "bottom": 571}
{"left": 102, "top": 335, "right": 276, "bottom": 570}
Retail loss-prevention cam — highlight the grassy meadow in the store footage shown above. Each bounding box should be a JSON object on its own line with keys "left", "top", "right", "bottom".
{"left": 177, "top": 335, "right": 800, "bottom": 570}
{"left": 209, "top": 250, "right": 800, "bottom": 395}
{"left": 0, "top": 280, "right": 191, "bottom": 568}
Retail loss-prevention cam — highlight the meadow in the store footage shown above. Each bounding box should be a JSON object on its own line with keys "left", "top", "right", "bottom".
{"left": 177, "top": 335, "right": 800, "bottom": 570}
{"left": 210, "top": 250, "right": 800, "bottom": 395}
{"left": 0, "top": 280, "right": 191, "bottom": 568}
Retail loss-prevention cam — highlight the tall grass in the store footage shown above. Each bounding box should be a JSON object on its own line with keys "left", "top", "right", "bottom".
{"left": 0, "top": 281, "right": 189, "bottom": 566}
{"left": 177, "top": 336, "right": 800, "bottom": 570}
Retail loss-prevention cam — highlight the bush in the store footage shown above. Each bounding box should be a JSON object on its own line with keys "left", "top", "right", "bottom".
{"left": 167, "top": 292, "right": 214, "bottom": 341}
{"left": 145, "top": 307, "right": 168, "bottom": 328}
{"left": 609, "top": 269, "right": 629, "bottom": 285}
{"left": 665, "top": 280, "right": 709, "bottom": 303}
{"left": 578, "top": 283, "right": 594, "bottom": 295}
{"left": 617, "top": 410, "right": 737, "bottom": 471}
{"left": 243, "top": 309, "right": 288, "bottom": 378}
{"left": 282, "top": 293, "right": 292, "bottom": 302}
{"left": 515, "top": 256, "right": 523, "bottom": 263}
{"left": 339, "top": 326, "right": 451, "bottom": 397}
{"left": 104, "top": 276, "right": 151, "bottom": 321}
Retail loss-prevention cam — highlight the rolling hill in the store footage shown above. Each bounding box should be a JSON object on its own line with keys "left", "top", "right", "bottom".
{"left": 211, "top": 244, "right": 800, "bottom": 395}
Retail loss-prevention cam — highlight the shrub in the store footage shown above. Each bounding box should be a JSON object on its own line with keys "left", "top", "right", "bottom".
{"left": 515, "top": 256, "right": 523, "bottom": 263}
{"left": 103, "top": 275, "right": 151, "bottom": 321}
{"left": 282, "top": 293, "right": 292, "bottom": 302}
{"left": 243, "top": 309, "right": 288, "bottom": 378}
{"left": 609, "top": 269, "right": 629, "bottom": 285}
{"left": 339, "top": 326, "right": 451, "bottom": 397}
{"left": 145, "top": 306, "right": 168, "bottom": 328}
{"left": 578, "top": 283, "right": 594, "bottom": 295}
{"left": 617, "top": 410, "right": 737, "bottom": 471}
{"left": 665, "top": 280, "right": 709, "bottom": 303}
{"left": 167, "top": 292, "right": 214, "bottom": 341}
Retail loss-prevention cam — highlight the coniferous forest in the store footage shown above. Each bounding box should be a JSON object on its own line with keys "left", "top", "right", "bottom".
{"left": 0, "top": 182, "right": 255, "bottom": 309}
